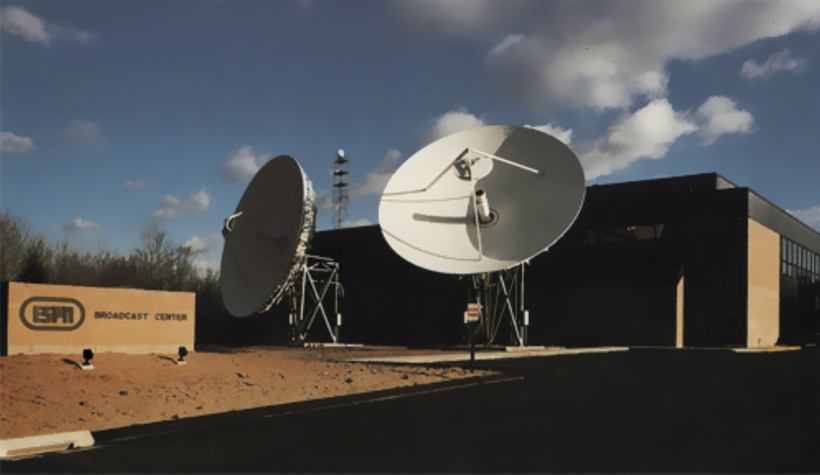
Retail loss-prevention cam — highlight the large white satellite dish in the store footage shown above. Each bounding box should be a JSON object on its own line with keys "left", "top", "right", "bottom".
{"left": 379, "top": 125, "right": 585, "bottom": 275}
{"left": 220, "top": 155, "right": 316, "bottom": 317}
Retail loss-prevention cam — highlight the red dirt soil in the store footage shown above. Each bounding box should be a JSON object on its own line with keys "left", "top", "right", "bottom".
{"left": 0, "top": 346, "right": 489, "bottom": 440}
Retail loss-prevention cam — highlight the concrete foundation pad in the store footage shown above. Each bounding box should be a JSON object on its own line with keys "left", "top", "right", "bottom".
{"left": 303, "top": 342, "right": 364, "bottom": 348}
{"left": 732, "top": 346, "right": 802, "bottom": 353}
{"left": 0, "top": 430, "right": 94, "bottom": 459}
{"left": 348, "top": 346, "right": 630, "bottom": 364}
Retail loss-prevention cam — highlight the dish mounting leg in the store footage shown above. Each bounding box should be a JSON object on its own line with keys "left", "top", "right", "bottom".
{"left": 471, "top": 263, "right": 528, "bottom": 347}
{"left": 288, "top": 255, "right": 343, "bottom": 344}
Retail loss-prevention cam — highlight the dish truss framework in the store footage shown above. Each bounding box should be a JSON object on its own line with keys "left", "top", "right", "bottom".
{"left": 288, "top": 254, "right": 344, "bottom": 344}
{"left": 468, "top": 262, "right": 529, "bottom": 347}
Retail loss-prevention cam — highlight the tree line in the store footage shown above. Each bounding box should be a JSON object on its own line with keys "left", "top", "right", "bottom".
{"left": 1, "top": 210, "right": 214, "bottom": 291}
{"left": 1, "top": 210, "right": 295, "bottom": 346}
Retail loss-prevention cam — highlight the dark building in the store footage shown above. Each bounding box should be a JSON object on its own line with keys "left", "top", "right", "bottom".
{"left": 310, "top": 173, "right": 820, "bottom": 349}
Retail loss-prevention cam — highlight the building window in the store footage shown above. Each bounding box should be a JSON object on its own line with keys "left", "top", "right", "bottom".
{"left": 782, "top": 237, "right": 820, "bottom": 285}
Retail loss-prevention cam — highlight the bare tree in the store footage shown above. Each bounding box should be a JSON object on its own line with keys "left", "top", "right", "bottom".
{"left": 1, "top": 210, "right": 47, "bottom": 282}
{"left": 2, "top": 212, "right": 205, "bottom": 296}
{"left": 132, "top": 224, "right": 197, "bottom": 291}
{"left": 17, "top": 237, "right": 51, "bottom": 284}
{"left": 51, "top": 241, "right": 96, "bottom": 286}
{"left": 97, "top": 252, "right": 138, "bottom": 288}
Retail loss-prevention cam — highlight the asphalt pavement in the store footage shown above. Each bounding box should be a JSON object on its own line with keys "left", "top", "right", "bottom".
{"left": 3, "top": 347, "right": 819, "bottom": 472}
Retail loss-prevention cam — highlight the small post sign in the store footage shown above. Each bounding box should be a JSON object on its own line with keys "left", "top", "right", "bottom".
{"left": 464, "top": 303, "right": 481, "bottom": 323}
{"left": 3, "top": 282, "right": 195, "bottom": 356}
{"left": 464, "top": 301, "right": 481, "bottom": 371}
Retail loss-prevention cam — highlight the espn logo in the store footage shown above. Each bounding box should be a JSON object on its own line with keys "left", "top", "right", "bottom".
{"left": 19, "top": 297, "right": 86, "bottom": 331}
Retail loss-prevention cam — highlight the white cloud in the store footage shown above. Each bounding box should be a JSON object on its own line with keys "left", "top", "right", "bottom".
{"left": 579, "top": 99, "right": 697, "bottom": 180}
{"left": 1, "top": 6, "right": 95, "bottom": 46}
{"left": 525, "top": 123, "right": 573, "bottom": 145}
{"left": 183, "top": 188, "right": 210, "bottom": 214}
{"left": 469, "top": 1, "right": 820, "bottom": 110}
{"left": 182, "top": 233, "right": 222, "bottom": 256}
{"left": 64, "top": 218, "right": 100, "bottom": 232}
{"left": 122, "top": 180, "right": 146, "bottom": 190}
{"left": 741, "top": 48, "right": 807, "bottom": 80}
{"left": 1, "top": 6, "right": 49, "bottom": 45}
{"left": 192, "top": 259, "right": 220, "bottom": 277}
{"left": 388, "top": 0, "right": 533, "bottom": 39}
{"left": 182, "top": 233, "right": 223, "bottom": 277}
{"left": 343, "top": 218, "right": 373, "bottom": 228}
{"left": 148, "top": 207, "right": 177, "bottom": 222}
{"left": 48, "top": 24, "right": 95, "bottom": 44}
{"left": 149, "top": 188, "right": 211, "bottom": 222}
{"left": 182, "top": 236, "right": 210, "bottom": 255}
{"left": 1, "top": 131, "right": 35, "bottom": 154}
{"left": 349, "top": 149, "right": 403, "bottom": 201}
{"left": 64, "top": 119, "right": 104, "bottom": 149}
{"left": 576, "top": 96, "right": 753, "bottom": 179}
{"left": 696, "top": 96, "right": 754, "bottom": 145}
{"left": 315, "top": 189, "right": 332, "bottom": 210}
{"left": 489, "top": 34, "right": 524, "bottom": 56}
{"left": 160, "top": 194, "right": 181, "bottom": 207}
{"left": 423, "top": 109, "right": 486, "bottom": 145}
{"left": 788, "top": 205, "right": 820, "bottom": 230}
{"left": 487, "top": 32, "right": 671, "bottom": 110}
{"left": 222, "top": 146, "right": 271, "bottom": 183}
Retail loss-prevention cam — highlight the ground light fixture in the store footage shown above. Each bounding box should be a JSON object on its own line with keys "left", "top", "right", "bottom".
{"left": 81, "top": 348, "right": 94, "bottom": 370}
{"left": 177, "top": 346, "right": 188, "bottom": 365}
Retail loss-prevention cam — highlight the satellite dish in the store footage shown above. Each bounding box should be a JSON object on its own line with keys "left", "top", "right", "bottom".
{"left": 379, "top": 126, "right": 585, "bottom": 275}
{"left": 220, "top": 155, "right": 316, "bottom": 317}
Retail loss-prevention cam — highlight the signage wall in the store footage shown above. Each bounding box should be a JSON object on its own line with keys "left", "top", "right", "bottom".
{"left": 3, "top": 282, "right": 195, "bottom": 355}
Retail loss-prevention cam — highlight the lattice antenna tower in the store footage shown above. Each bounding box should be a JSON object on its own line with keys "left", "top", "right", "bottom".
{"left": 332, "top": 149, "right": 349, "bottom": 229}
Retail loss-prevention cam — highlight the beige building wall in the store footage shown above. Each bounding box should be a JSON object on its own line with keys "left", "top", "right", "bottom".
{"left": 747, "top": 219, "right": 780, "bottom": 347}
{"left": 6, "top": 282, "right": 195, "bottom": 355}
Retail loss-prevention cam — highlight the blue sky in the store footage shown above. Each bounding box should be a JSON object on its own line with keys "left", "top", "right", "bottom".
{"left": 2, "top": 0, "right": 819, "bottom": 274}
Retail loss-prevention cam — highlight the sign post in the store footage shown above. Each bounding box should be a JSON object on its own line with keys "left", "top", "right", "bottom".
{"left": 465, "top": 302, "right": 481, "bottom": 371}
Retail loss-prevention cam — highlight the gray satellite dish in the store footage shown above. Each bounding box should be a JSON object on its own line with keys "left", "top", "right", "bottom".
{"left": 379, "top": 125, "right": 585, "bottom": 275}
{"left": 220, "top": 155, "right": 316, "bottom": 317}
